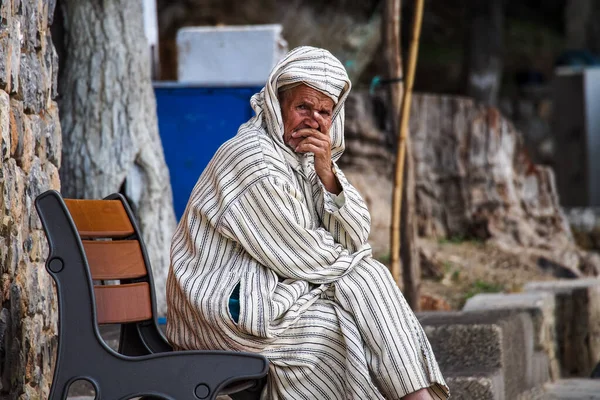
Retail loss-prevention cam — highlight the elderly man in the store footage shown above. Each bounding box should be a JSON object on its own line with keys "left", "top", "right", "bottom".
{"left": 166, "top": 46, "right": 449, "bottom": 400}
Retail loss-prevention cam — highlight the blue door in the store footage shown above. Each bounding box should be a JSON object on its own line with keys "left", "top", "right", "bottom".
{"left": 154, "top": 84, "right": 261, "bottom": 220}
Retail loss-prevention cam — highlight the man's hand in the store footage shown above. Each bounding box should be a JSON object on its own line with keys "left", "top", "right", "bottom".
{"left": 290, "top": 112, "right": 342, "bottom": 194}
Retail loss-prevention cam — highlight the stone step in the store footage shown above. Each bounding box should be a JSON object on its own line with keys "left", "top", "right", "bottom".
{"left": 525, "top": 278, "right": 600, "bottom": 378}
{"left": 463, "top": 292, "right": 559, "bottom": 380}
{"left": 417, "top": 310, "right": 535, "bottom": 399}
{"left": 445, "top": 368, "right": 505, "bottom": 400}
{"left": 518, "top": 378, "right": 600, "bottom": 400}
{"left": 531, "top": 351, "right": 552, "bottom": 387}
{"left": 542, "top": 379, "right": 600, "bottom": 399}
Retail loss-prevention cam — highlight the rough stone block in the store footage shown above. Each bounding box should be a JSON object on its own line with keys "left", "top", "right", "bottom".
{"left": 15, "top": 112, "right": 34, "bottom": 173}
{"left": 18, "top": 0, "right": 42, "bottom": 50}
{"left": 44, "top": 32, "right": 59, "bottom": 100}
{"left": 43, "top": 101, "right": 61, "bottom": 168}
{"left": 10, "top": 98, "right": 24, "bottom": 157}
{"left": 463, "top": 292, "right": 559, "bottom": 380}
{"left": 27, "top": 159, "right": 47, "bottom": 214}
{"left": 525, "top": 278, "right": 600, "bottom": 377}
{"left": 2, "top": 158, "right": 25, "bottom": 228}
{"left": 0, "top": 90, "right": 10, "bottom": 161}
{"left": 29, "top": 113, "right": 43, "bottom": 161}
{"left": 9, "top": 19, "right": 21, "bottom": 94}
{"left": 42, "top": 159, "right": 60, "bottom": 191}
{"left": 18, "top": 51, "right": 44, "bottom": 113}
{"left": 0, "top": 15, "right": 22, "bottom": 94}
{"left": 1, "top": 271, "right": 8, "bottom": 301}
{"left": 445, "top": 369, "right": 505, "bottom": 400}
{"left": 417, "top": 310, "right": 535, "bottom": 399}
{"left": 3, "top": 230, "right": 20, "bottom": 278}
{"left": 28, "top": 229, "right": 46, "bottom": 263}
{"left": 0, "top": 16, "right": 10, "bottom": 91}
{"left": 27, "top": 157, "right": 58, "bottom": 227}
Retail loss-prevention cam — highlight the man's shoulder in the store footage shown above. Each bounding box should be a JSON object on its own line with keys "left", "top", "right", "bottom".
{"left": 212, "top": 127, "right": 281, "bottom": 173}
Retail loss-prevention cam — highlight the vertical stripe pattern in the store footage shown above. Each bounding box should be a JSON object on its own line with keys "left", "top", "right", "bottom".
{"left": 166, "top": 46, "right": 449, "bottom": 399}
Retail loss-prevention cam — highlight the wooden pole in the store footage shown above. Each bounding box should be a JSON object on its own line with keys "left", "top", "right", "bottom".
{"left": 386, "top": 0, "right": 403, "bottom": 281}
{"left": 390, "top": 0, "right": 424, "bottom": 309}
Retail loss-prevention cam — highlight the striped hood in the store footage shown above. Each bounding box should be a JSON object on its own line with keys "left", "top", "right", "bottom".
{"left": 249, "top": 46, "right": 352, "bottom": 165}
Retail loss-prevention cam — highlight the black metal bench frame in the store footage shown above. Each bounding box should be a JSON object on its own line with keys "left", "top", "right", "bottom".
{"left": 35, "top": 190, "right": 268, "bottom": 400}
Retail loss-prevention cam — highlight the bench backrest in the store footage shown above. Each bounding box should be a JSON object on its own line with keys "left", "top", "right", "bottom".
{"left": 64, "top": 198, "right": 153, "bottom": 325}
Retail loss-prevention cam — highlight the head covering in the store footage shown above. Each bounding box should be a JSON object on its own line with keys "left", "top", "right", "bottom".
{"left": 248, "top": 46, "right": 352, "bottom": 165}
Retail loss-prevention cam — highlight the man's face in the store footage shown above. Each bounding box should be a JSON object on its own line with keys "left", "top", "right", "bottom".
{"left": 280, "top": 84, "right": 334, "bottom": 149}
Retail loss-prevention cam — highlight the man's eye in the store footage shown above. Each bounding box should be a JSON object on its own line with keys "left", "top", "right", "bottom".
{"left": 297, "top": 104, "right": 307, "bottom": 110}
{"left": 320, "top": 110, "right": 331, "bottom": 117}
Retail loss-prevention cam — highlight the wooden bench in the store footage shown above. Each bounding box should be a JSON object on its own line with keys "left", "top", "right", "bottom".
{"left": 35, "top": 190, "right": 268, "bottom": 399}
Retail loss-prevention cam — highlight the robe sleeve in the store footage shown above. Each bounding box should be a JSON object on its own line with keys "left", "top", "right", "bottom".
{"left": 315, "top": 162, "right": 371, "bottom": 252}
{"left": 217, "top": 176, "right": 371, "bottom": 284}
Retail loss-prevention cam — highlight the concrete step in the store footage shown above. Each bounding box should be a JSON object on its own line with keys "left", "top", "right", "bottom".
{"left": 417, "top": 310, "right": 536, "bottom": 399}
{"left": 531, "top": 351, "right": 552, "bottom": 387}
{"left": 464, "top": 291, "right": 559, "bottom": 381}
{"left": 520, "top": 379, "right": 600, "bottom": 399}
{"left": 525, "top": 278, "right": 600, "bottom": 377}
{"left": 444, "top": 368, "right": 505, "bottom": 400}
{"left": 543, "top": 379, "right": 600, "bottom": 399}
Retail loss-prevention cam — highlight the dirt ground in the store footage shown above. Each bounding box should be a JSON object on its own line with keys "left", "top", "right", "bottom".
{"left": 389, "top": 238, "right": 562, "bottom": 310}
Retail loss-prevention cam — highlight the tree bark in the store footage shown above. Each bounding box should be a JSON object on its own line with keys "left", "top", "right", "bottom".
{"left": 57, "top": 0, "right": 176, "bottom": 314}
{"left": 463, "top": 0, "right": 504, "bottom": 106}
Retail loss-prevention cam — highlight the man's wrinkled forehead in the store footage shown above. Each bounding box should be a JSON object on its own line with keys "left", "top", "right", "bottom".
{"left": 279, "top": 84, "right": 334, "bottom": 109}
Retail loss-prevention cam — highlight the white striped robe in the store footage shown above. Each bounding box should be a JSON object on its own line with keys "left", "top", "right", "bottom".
{"left": 166, "top": 46, "right": 449, "bottom": 399}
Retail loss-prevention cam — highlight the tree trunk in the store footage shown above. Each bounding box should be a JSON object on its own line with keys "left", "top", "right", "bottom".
{"left": 57, "top": 0, "right": 176, "bottom": 314}
{"left": 463, "top": 0, "right": 504, "bottom": 106}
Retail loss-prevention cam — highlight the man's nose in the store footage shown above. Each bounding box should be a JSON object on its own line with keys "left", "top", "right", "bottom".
{"left": 305, "top": 116, "right": 319, "bottom": 129}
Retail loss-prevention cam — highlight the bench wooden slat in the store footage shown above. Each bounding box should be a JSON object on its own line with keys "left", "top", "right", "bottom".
{"left": 94, "top": 283, "right": 153, "bottom": 324}
{"left": 65, "top": 199, "right": 134, "bottom": 238}
{"left": 82, "top": 240, "right": 147, "bottom": 280}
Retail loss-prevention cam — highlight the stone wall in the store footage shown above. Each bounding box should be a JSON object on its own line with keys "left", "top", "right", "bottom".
{"left": 0, "top": 0, "right": 61, "bottom": 398}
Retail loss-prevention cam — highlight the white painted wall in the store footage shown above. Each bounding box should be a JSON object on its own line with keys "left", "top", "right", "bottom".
{"left": 177, "top": 25, "right": 288, "bottom": 86}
